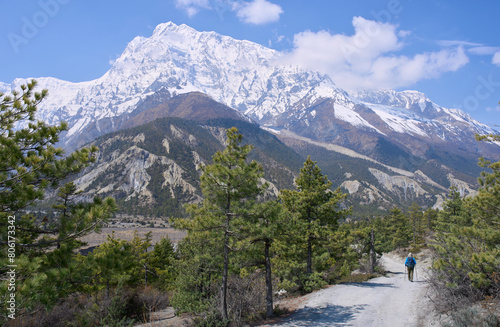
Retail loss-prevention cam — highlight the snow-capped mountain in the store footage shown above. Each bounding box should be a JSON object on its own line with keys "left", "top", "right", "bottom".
{"left": 6, "top": 22, "right": 343, "bottom": 146}
{"left": 3, "top": 22, "right": 498, "bottom": 166}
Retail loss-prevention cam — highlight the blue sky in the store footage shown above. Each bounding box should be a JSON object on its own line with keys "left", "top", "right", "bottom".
{"left": 2, "top": 0, "right": 500, "bottom": 128}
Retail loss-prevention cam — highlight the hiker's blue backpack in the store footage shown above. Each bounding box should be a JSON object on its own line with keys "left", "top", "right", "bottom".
{"left": 406, "top": 257, "right": 416, "bottom": 268}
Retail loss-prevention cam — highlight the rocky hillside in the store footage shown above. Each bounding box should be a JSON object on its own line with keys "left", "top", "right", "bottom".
{"left": 274, "top": 129, "right": 478, "bottom": 216}
{"left": 74, "top": 113, "right": 302, "bottom": 217}
{"left": 68, "top": 93, "right": 480, "bottom": 218}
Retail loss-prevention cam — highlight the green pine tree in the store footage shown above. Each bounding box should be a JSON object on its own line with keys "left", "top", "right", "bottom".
{"left": 242, "top": 199, "right": 292, "bottom": 317}
{"left": 130, "top": 230, "right": 153, "bottom": 286}
{"left": 280, "top": 156, "right": 349, "bottom": 279}
{"left": 173, "top": 127, "right": 265, "bottom": 322}
{"left": 149, "top": 236, "right": 178, "bottom": 290}
{"left": 436, "top": 186, "right": 471, "bottom": 230}
{"left": 423, "top": 207, "right": 438, "bottom": 232}
{"left": 388, "top": 207, "right": 412, "bottom": 250}
{"left": 0, "top": 81, "right": 117, "bottom": 319}
{"left": 83, "top": 233, "right": 138, "bottom": 297}
{"left": 407, "top": 202, "right": 425, "bottom": 246}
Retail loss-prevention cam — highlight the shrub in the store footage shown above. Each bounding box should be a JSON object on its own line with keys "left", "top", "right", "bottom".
{"left": 441, "top": 306, "right": 499, "bottom": 327}
{"left": 134, "top": 286, "right": 170, "bottom": 323}
{"left": 6, "top": 287, "right": 169, "bottom": 326}
{"left": 302, "top": 272, "right": 327, "bottom": 293}
{"left": 194, "top": 311, "right": 230, "bottom": 327}
{"left": 225, "top": 273, "right": 267, "bottom": 325}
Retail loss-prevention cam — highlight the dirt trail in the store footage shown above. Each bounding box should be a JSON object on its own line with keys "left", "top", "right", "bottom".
{"left": 262, "top": 253, "right": 438, "bottom": 327}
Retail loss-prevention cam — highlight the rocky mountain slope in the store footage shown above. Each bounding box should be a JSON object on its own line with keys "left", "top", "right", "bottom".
{"left": 73, "top": 94, "right": 303, "bottom": 216}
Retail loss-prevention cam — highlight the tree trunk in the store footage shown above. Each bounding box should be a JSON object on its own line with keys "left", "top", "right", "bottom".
{"left": 221, "top": 212, "right": 230, "bottom": 321}
{"left": 413, "top": 215, "right": 416, "bottom": 245}
{"left": 264, "top": 239, "right": 274, "bottom": 317}
{"left": 307, "top": 235, "right": 312, "bottom": 275}
{"left": 369, "top": 229, "right": 375, "bottom": 273}
{"left": 307, "top": 211, "right": 312, "bottom": 276}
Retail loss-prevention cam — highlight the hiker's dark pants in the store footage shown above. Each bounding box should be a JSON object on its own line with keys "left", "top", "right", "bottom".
{"left": 407, "top": 267, "right": 414, "bottom": 281}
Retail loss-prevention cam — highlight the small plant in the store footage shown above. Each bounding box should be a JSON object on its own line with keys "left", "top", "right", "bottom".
{"left": 195, "top": 311, "right": 231, "bottom": 327}
{"left": 273, "top": 304, "right": 290, "bottom": 317}
{"left": 302, "top": 272, "right": 327, "bottom": 293}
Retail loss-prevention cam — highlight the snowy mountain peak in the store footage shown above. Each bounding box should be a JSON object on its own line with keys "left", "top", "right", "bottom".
{"left": 152, "top": 21, "right": 198, "bottom": 37}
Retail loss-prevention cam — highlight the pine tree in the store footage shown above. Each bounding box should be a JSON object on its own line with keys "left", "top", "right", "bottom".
{"left": 130, "top": 230, "right": 153, "bottom": 286}
{"left": 83, "top": 233, "right": 138, "bottom": 297}
{"left": 149, "top": 236, "right": 178, "bottom": 290}
{"left": 0, "top": 81, "right": 103, "bottom": 215}
{"left": 0, "top": 81, "right": 117, "bottom": 317}
{"left": 408, "top": 202, "right": 425, "bottom": 246}
{"left": 373, "top": 207, "right": 412, "bottom": 251}
{"left": 436, "top": 186, "right": 471, "bottom": 230}
{"left": 385, "top": 208, "right": 406, "bottom": 250}
{"left": 173, "top": 127, "right": 265, "bottom": 322}
{"left": 465, "top": 156, "right": 500, "bottom": 290}
{"left": 423, "top": 207, "right": 438, "bottom": 232}
{"left": 280, "top": 156, "right": 349, "bottom": 278}
{"left": 244, "top": 199, "right": 291, "bottom": 317}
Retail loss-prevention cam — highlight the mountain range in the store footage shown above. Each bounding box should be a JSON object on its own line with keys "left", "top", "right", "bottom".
{"left": 3, "top": 22, "right": 499, "bottom": 216}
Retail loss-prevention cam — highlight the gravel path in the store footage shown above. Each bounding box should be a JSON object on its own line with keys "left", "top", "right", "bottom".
{"left": 262, "top": 253, "right": 439, "bottom": 327}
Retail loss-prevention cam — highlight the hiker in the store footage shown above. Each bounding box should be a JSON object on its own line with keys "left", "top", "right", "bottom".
{"left": 405, "top": 253, "right": 416, "bottom": 282}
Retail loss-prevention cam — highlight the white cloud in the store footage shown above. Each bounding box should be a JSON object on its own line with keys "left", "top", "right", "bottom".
{"left": 493, "top": 51, "right": 500, "bottom": 66}
{"left": 234, "top": 0, "right": 283, "bottom": 25}
{"left": 174, "top": 0, "right": 211, "bottom": 17}
{"left": 468, "top": 46, "right": 500, "bottom": 55}
{"left": 486, "top": 105, "right": 500, "bottom": 112}
{"left": 398, "top": 30, "right": 412, "bottom": 38}
{"left": 268, "top": 30, "right": 285, "bottom": 47}
{"left": 438, "top": 40, "right": 500, "bottom": 59}
{"left": 367, "top": 47, "right": 468, "bottom": 89}
{"left": 438, "top": 40, "right": 482, "bottom": 48}
{"left": 174, "top": 0, "right": 283, "bottom": 24}
{"left": 280, "top": 17, "right": 470, "bottom": 90}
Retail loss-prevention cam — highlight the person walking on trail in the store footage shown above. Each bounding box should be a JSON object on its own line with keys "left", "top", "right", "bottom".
{"left": 405, "top": 253, "right": 416, "bottom": 282}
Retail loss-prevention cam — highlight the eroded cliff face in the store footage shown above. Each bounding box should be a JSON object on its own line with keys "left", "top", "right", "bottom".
{"left": 346, "top": 168, "right": 476, "bottom": 210}
{"left": 274, "top": 127, "right": 481, "bottom": 215}
{"left": 73, "top": 120, "right": 212, "bottom": 215}
{"left": 340, "top": 180, "right": 390, "bottom": 207}
{"left": 76, "top": 141, "right": 202, "bottom": 206}
{"left": 446, "top": 173, "right": 478, "bottom": 198}
{"left": 368, "top": 168, "right": 428, "bottom": 201}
